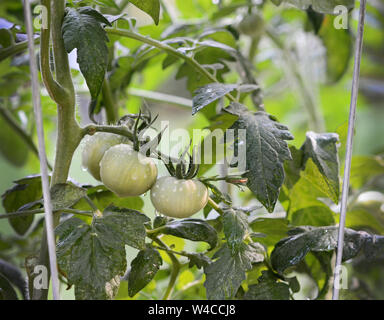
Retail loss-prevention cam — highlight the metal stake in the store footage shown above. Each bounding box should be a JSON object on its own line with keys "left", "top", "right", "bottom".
{"left": 332, "top": 0, "right": 367, "bottom": 300}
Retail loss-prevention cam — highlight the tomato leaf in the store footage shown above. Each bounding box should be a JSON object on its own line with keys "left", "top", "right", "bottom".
{"left": 128, "top": 246, "right": 162, "bottom": 297}
{"left": 301, "top": 131, "right": 340, "bottom": 204}
{"left": 270, "top": 226, "right": 372, "bottom": 274}
{"left": 204, "top": 242, "right": 264, "bottom": 299}
{"left": 159, "top": 218, "right": 218, "bottom": 250}
{"left": 0, "top": 273, "right": 18, "bottom": 300}
{"left": 102, "top": 206, "right": 150, "bottom": 250}
{"left": 1, "top": 175, "right": 43, "bottom": 235}
{"left": 129, "top": 0, "right": 160, "bottom": 25}
{"left": 73, "top": 185, "right": 144, "bottom": 212}
{"left": 56, "top": 207, "right": 150, "bottom": 300}
{"left": 62, "top": 7, "right": 111, "bottom": 99}
{"left": 187, "top": 252, "right": 212, "bottom": 269}
{"left": 222, "top": 207, "right": 250, "bottom": 253}
{"left": 192, "top": 83, "right": 237, "bottom": 115}
{"left": 226, "top": 103, "right": 294, "bottom": 212}
{"left": 350, "top": 155, "right": 384, "bottom": 190}
{"left": 244, "top": 270, "right": 290, "bottom": 300}
{"left": 249, "top": 218, "right": 289, "bottom": 248}
{"left": 271, "top": 0, "right": 354, "bottom": 14}
{"left": 50, "top": 183, "right": 87, "bottom": 211}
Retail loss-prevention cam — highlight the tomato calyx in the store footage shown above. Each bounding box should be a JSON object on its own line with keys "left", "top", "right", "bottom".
{"left": 162, "top": 143, "right": 200, "bottom": 180}
{"left": 120, "top": 107, "right": 166, "bottom": 158}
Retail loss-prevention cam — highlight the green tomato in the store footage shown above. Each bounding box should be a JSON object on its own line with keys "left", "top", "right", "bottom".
{"left": 100, "top": 144, "right": 158, "bottom": 197}
{"left": 81, "top": 132, "right": 124, "bottom": 181}
{"left": 150, "top": 176, "right": 209, "bottom": 218}
{"left": 238, "top": 13, "right": 265, "bottom": 38}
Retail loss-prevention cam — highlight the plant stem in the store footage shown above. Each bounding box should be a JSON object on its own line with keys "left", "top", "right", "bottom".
{"left": 0, "top": 37, "right": 40, "bottom": 61}
{"left": 105, "top": 28, "right": 236, "bottom": 103}
{"left": 0, "top": 208, "right": 93, "bottom": 219}
{"left": 102, "top": 76, "right": 118, "bottom": 123}
{"left": 207, "top": 197, "right": 224, "bottom": 215}
{"left": 40, "top": 0, "right": 68, "bottom": 104}
{"left": 0, "top": 209, "right": 44, "bottom": 219}
{"left": 34, "top": 0, "right": 82, "bottom": 301}
{"left": 151, "top": 236, "right": 181, "bottom": 300}
{"left": 127, "top": 88, "right": 193, "bottom": 108}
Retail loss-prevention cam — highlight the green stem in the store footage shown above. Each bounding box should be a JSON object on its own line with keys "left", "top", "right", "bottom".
{"left": 40, "top": 0, "right": 68, "bottom": 104}
{"left": 127, "top": 88, "right": 192, "bottom": 108}
{"left": 102, "top": 76, "right": 118, "bottom": 123}
{"left": 207, "top": 197, "right": 224, "bottom": 215}
{"left": 105, "top": 28, "right": 236, "bottom": 103}
{"left": 34, "top": 0, "right": 81, "bottom": 301}
{"left": 0, "top": 106, "right": 52, "bottom": 170}
{"left": 0, "top": 208, "right": 93, "bottom": 219}
{"left": 0, "top": 37, "right": 40, "bottom": 61}
{"left": 151, "top": 237, "right": 181, "bottom": 300}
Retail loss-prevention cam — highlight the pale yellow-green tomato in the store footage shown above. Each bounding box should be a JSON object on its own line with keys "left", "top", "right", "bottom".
{"left": 238, "top": 13, "right": 265, "bottom": 39}
{"left": 100, "top": 144, "right": 158, "bottom": 197}
{"left": 81, "top": 132, "right": 124, "bottom": 181}
{"left": 150, "top": 176, "right": 209, "bottom": 218}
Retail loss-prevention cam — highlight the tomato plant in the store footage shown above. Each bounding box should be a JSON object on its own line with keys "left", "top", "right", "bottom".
{"left": 0, "top": 0, "right": 384, "bottom": 301}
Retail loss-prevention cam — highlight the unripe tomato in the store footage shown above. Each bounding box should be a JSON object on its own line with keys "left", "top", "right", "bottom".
{"left": 82, "top": 132, "right": 124, "bottom": 181}
{"left": 150, "top": 176, "right": 209, "bottom": 218}
{"left": 100, "top": 144, "right": 158, "bottom": 197}
{"left": 238, "top": 13, "right": 265, "bottom": 38}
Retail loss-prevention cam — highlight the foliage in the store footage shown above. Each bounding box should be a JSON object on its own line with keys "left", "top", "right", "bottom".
{"left": 0, "top": 0, "right": 383, "bottom": 301}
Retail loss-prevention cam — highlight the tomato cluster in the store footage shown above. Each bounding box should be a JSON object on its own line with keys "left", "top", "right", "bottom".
{"left": 82, "top": 133, "right": 208, "bottom": 218}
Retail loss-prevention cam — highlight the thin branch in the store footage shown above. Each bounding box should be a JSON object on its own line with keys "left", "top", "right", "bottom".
{"left": 0, "top": 37, "right": 40, "bottom": 61}
{"left": 102, "top": 76, "right": 119, "bottom": 123}
{"left": 151, "top": 236, "right": 181, "bottom": 300}
{"left": 207, "top": 197, "right": 224, "bottom": 215}
{"left": 40, "top": 0, "right": 68, "bottom": 104}
{"left": 105, "top": 28, "right": 236, "bottom": 103}
{"left": 0, "top": 208, "right": 93, "bottom": 219}
{"left": 127, "top": 88, "right": 193, "bottom": 108}
{"left": 332, "top": 0, "right": 367, "bottom": 301}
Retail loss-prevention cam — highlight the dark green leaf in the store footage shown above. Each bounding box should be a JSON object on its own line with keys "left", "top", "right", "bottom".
{"left": 102, "top": 206, "right": 150, "bottom": 250}
{"left": 188, "top": 253, "right": 212, "bottom": 269}
{"left": 160, "top": 218, "right": 218, "bottom": 249}
{"left": 0, "top": 273, "right": 18, "bottom": 300}
{"left": 301, "top": 131, "right": 340, "bottom": 203}
{"left": 192, "top": 83, "right": 237, "bottom": 115}
{"left": 1, "top": 175, "right": 43, "bottom": 235}
{"left": 226, "top": 103, "right": 294, "bottom": 212}
{"left": 244, "top": 270, "right": 290, "bottom": 300}
{"left": 271, "top": 226, "right": 371, "bottom": 274}
{"left": 56, "top": 207, "right": 149, "bottom": 299}
{"left": 62, "top": 7, "right": 111, "bottom": 99}
{"left": 129, "top": 0, "right": 160, "bottom": 25}
{"left": 204, "top": 242, "right": 264, "bottom": 299}
{"left": 128, "top": 246, "right": 162, "bottom": 297}
{"left": 222, "top": 207, "right": 249, "bottom": 252}
{"left": 50, "top": 183, "right": 87, "bottom": 211}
